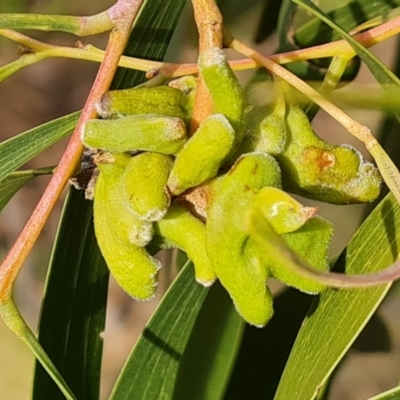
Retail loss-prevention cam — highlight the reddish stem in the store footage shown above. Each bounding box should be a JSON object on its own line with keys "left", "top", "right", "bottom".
{"left": 190, "top": 0, "right": 223, "bottom": 133}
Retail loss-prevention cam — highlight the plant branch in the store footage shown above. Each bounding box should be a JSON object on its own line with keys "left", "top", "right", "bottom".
{"left": 306, "top": 56, "right": 351, "bottom": 119}
{"left": 2, "top": 15, "right": 400, "bottom": 83}
{"left": 0, "top": 9, "right": 113, "bottom": 36}
{"left": 189, "top": 0, "right": 224, "bottom": 132}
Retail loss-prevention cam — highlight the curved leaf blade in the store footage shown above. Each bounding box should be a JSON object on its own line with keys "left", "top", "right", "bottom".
{"left": 0, "top": 111, "right": 79, "bottom": 183}
{"left": 368, "top": 386, "right": 400, "bottom": 400}
{"left": 293, "top": 0, "right": 400, "bottom": 89}
{"left": 225, "top": 289, "right": 316, "bottom": 400}
{"left": 111, "top": 272, "right": 245, "bottom": 400}
{"left": 173, "top": 282, "right": 244, "bottom": 400}
{"left": 32, "top": 189, "right": 109, "bottom": 400}
{"left": 0, "top": 167, "right": 52, "bottom": 210}
{"left": 110, "top": 262, "right": 209, "bottom": 400}
{"left": 294, "top": 0, "right": 400, "bottom": 47}
{"left": 274, "top": 193, "right": 400, "bottom": 400}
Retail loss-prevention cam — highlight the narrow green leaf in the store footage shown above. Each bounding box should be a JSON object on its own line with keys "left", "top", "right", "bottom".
{"left": 224, "top": 289, "right": 315, "bottom": 399}
{"left": 33, "top": 0, "right": 189, "bottom": 398}
{"left": 0, "top": 13, "right": 86, "bottom": 33}
{"left": 254, "top": 0, "right": 283, "bottom": 43}
{"left": 0, "top": 111, "right": 79, "bottom": 183}
{"left": 110, "top": 262, "right": 209, "bottom": 400}
{"left": 0, "top": 56, "right": 37, "bottom": 84}
{"left": 294, "top": 0, "right": 400, "bottom": 47}
{"left": 293, "top": 0, "right": 400, "bottom": 90}
{"left": 32, "top": 189, "right": 109, "bottom": 400}
{"left": 173, "top": 282, "right": 245, "bottom": 400}
{"left": 275, "top": 0, "right": 349, "bottom": 81}
{"left": 274, "top": 192, "right": 400, "bottom": 400}
{"left": 277, "top": 0, "right": 298, "bottom": 50}
{"left": 0, "top": 167, "right": 52, "bottom": 211}
{"left": 367, "top": 386, "right": 400, "bottom": 400}
{"left": 110, "top": 0, "right": 187, "bottom": 90}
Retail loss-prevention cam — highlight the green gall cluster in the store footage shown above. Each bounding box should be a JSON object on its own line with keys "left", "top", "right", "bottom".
{"left": 80, "top": 46, "right": 382, "bottom": 327}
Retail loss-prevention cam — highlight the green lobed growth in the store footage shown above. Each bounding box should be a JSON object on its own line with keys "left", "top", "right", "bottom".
{"left": 80, "top": 46, "right": 383, "bottom": 326}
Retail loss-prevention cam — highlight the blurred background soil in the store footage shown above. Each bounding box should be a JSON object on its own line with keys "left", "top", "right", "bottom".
{"left": 1, "top": 1, "right": 400, "bottom": 399}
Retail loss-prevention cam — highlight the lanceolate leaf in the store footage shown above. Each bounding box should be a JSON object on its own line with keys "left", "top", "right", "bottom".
{"left": 367, "top": 386, "right": 400, "bottom": 400}
{"left": 225, "top": 289, "right": 315, "bottom": 399}
{"left": 0, "top": 167, "right": 53, "bottom": 211}
{"left": 294, "top": 0, "right": 400, "bottom": 47}
{"left": 172, "top": 282, "right": 245, "bottom": 400}
{"left": 110, "top": 262, "right": 209, "bottom": 400}
{"left": 274, "top": 0, "right": 358, "bottom": 81}
{"left": 274, "top": 192, "right": 400, "bottom": 400}
{"left": 32, "top": 189, "right": 109, "bottom": 400}
{"left": 277, "top": 0, "right": 297, "bottom": 50}
{"left": 0, "top": 111, "right": 79, "bottom": 183}
{"left": 110, "top": 268, "right": 246, "bottom": 400}
{"left": 293, "top": 0, "right": 400, "bottom": 90}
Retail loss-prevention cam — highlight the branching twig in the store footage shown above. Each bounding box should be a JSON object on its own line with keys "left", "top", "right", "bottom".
{"left": 0, "top": 9, "right": 113, "bottom": 35}
{"left": 2, "top": 14, "right": 400, "bottom": 83}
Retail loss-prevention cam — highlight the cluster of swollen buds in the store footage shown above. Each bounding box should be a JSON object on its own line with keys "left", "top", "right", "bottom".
{"left": 80, "top": 47, "right": 382, "bottom": 327}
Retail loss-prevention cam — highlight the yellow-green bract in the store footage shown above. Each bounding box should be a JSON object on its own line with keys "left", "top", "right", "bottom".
{"left": 244, "top": 91, "right": 288, "bottom": 155}
{"left": 252, "top": 186, "right": 316, "bottom": 234}
{"left": 167, "top": 114, "right": 236, "bottom": 195}
{"left": 246, "top": 210, "right": 333, "bottom": 294}
{"left": 93, "top": 154, "right": 160, "bottom": 300}
{"left": 155, "top": 204, "right": 216, "bottom": 286}
{"left": 206, "top": 152, "right": 282, "bottom": 327}
{"left": 275, "top": 217, "right": 333, "bottom": 293}
{"left": 96, "top": 86, "right": 187, "bottom": 119}
{"left": 199, "top": 46, "right": 246, "bottom": 142}
{"left": 121, "top": 152, "right": 173, "bottom": 221}
{"left": 82, "top": 114, "right": 187, "bottom": 155}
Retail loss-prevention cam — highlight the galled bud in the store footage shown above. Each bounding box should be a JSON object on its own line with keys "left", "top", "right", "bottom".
{"left": 252, "top": 186, "right": 316, "bottom": 234}
{"left": 121, "top": 152, "right": 173, "bottom": 221}
{"left": 199, "top": 47, "right": 246, "bottom": 139}
{"left": 206, "top": 152, "right": 282, "bottom": 326}
{"left": 167, "top": 114, "right": 236, "bottom": 195}
{"left": 96, "top": 86, "right": 187, "bottom": 120}
{"left": 155, "top": 204, "right": 216, "bottom": 286}
{"left": 94, "top": 153, "right": 153, "bottom": 247}
{"left": 278, "top": 105, "right": 382, "bottom": 204}
{"left": 93, "top": 154, "right": 160, "bottom": 300}
{"left": 269, "top": 217, "right": 333, "bottom": 293}
{"left": 82, "top": 114, "right": 187, "bottom": 155}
